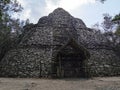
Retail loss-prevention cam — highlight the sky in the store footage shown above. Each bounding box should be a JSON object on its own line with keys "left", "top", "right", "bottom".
{"left": 14, "top": 0, "right": 120, "bottom": 28}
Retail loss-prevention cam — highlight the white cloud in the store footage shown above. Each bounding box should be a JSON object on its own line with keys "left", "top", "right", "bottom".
{"left": 15, "top": 0, "right": 46, "bottom": 23}
{"left": 15, "top": 0, "right": 96, "bottom": 24}
{"left": 44, "top": 0, "right": 96, "bottom": 14}
{"left": 12, "top": 0, "right": 31, "bottom": 21}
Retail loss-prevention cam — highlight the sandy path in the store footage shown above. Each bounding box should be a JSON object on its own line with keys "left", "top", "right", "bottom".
{"left": 0, "top": 77, "right": 120, "bottom": 90}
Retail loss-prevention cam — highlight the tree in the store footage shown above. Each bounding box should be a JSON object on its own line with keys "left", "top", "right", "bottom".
{"left": 101, "top": 13, "right": 114, "bottom": 32}
{"left": 0, "top": 0, "right": 23, "bottom": 40}
{"left": 0, "top": 0, "right": 23, "bottom": 61}
{"left": 92, "top": 22, "right": 100, "bottom": 31}
{"left": 96, "top": 0, "right": 106, "bottom": 3}
{"left": 112, "top": 13, "right": 120, "bottom": 35}
{"left": 112, "top": 13, "right": 120, "bottom": 24}
{"left": 115, "top": 26, "right": 120, "bottom": 35}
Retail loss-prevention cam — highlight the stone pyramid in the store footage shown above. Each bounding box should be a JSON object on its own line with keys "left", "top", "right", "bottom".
{"left": 0, "top": 8, "right": 120, "bottom": 78}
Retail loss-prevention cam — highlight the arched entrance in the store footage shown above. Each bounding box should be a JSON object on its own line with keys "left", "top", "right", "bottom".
{"left": 56, "top": 52, "right": 85, "bottom": 78}
{"left": 52, "top": 39, "right": 90, "bottom": 78}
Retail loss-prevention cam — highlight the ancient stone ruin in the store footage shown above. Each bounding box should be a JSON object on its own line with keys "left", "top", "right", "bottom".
{"left": 0, "top": 8, "right": 120, "bottom": 78}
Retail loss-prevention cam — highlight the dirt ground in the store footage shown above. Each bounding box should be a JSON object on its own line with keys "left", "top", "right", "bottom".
{"left": 0, "top": 77, "right": 120, "bottom": 90}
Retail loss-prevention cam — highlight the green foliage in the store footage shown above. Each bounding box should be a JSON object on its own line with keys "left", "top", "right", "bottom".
{"left": 0, "top": 0, "right": 24, "bottom": 39}
{"left": 0, "top": 0, "right": 24, "bottom": 61}
{"left": 101, "top": 13, "right": 114, "bottom": 32}
{"left": 112, "top": 13, "right": 120, "bottom": 35}
{"left": 97, "top": 0, "right": 106, "bottom": 3}
{"left": 115, "top": 26, "right": 120, "bottom": 35}
{"left": 112, "top": 13, "right": 120, "bottom": 22}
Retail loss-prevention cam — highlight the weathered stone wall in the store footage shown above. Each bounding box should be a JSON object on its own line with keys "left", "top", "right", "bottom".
{"left": 77, "top": 28, "right": 108, "bottom": 46}
{"left": 19, "top": 26, "right": 53, "bottom": 46}
{"left": 0, "top": 8, "right": 120, "bottom": 78}
{"left": 52, "top": 26, "right": 78, "bottom": 45}
{"left": 0, "top": 47, "right": 52, "bottom": 78}
{"left": 87, "top": 49, "right": 120, "bottom": 77}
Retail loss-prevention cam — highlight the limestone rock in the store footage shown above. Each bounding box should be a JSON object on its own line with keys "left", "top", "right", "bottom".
{"left": 0, "top": 8, "right": 120, "bottom": 78}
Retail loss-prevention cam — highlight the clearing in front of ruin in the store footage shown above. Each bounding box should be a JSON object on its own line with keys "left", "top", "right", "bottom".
{"left": 0, "top": 77, "right": 120, "bottom": 90}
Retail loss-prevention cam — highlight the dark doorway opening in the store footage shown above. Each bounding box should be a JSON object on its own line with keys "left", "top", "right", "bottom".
{"left": 52, "top": 39, "right": 90, "bottom": 78}
{"left": 56, "top": 52, "right": 85, "bottom": 78}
